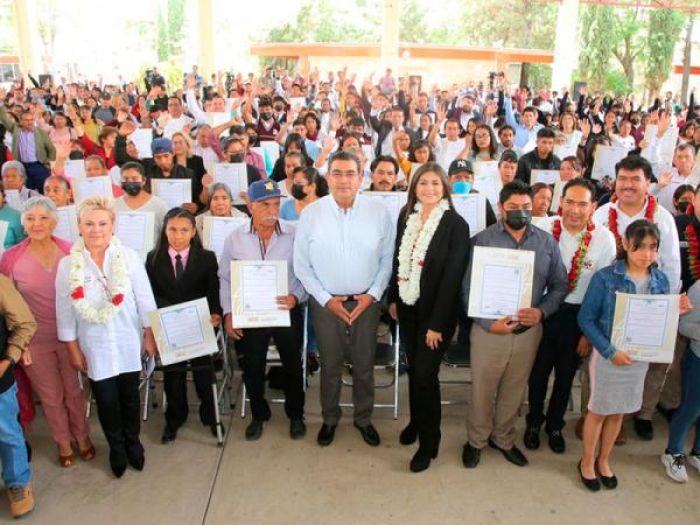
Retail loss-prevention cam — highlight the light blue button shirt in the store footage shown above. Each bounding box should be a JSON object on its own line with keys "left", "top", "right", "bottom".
{"left": 294, "top": 194, "right": 395, "bottom": 306}
{"left": 504, "top": 95, "right": 543, "bottom": 149}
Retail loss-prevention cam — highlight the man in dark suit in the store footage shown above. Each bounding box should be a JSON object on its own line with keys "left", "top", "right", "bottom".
{"left": 448, "top": 94, "right": 483, "bottom": 136}
{"left": 371, "top": 106, "right": 416, "bottom": 158}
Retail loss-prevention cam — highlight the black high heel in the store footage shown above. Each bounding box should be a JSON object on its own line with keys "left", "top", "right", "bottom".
{"left": 578, "top": 460, "right": 600, "bottom": 492}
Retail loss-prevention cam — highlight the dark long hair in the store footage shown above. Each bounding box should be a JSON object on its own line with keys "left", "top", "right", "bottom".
{"left": 471, "top": 124, "right": 498, "bottom": 159}
{"left": 284, "top": 132, "right": 312, "bottom": 166}
{"left": 617, "top": 219, "right": 661, "bottom": 262}
{"left": 149, "top": 207, "right": 203, "bottom": 269}
{"left": 292, "top": 166, "right": 328, "bottom": 198}
{"left": 403, "top": 162, "right": 454, "bottom": 221}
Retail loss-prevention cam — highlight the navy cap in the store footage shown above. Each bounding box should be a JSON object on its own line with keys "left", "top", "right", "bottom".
{"left": 248, "top": 179, "right": 281, "bottom": 202}
{"left": 448, "top": 159, "right": 474, "bottom": 176}
{"left": 151, "top": 137, "right": 173, "bottom": 155}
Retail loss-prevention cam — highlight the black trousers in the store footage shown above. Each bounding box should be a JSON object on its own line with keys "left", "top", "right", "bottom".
{"left": 163, "top": 355, "right": 215, "bottom": 430}
{"left": 526, "top": 305, "right": 582, "bottom": 432}
{"left": 235, "top": 306, "right": 304, "bottom": 421}
{"left": 399, "top": 303, "right": 449, "bottom": 454}
{"left": 90, "top": 371, "right": 142, "bottom": 460}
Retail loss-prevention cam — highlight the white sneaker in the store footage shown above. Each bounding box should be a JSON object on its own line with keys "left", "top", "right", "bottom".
{"left": 687, "top": 452, "right": 700, "bottom": 475}
{"left": 661, "top": 453, "right": 688, "bottom": 483}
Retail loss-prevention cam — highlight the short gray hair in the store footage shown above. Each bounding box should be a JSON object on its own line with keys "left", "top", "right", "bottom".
{"left": 208, "top": 182, "right": 233, "bottom": 201}
{"left": 1, "top": 161, "right": 27, "bottom": 181}
{"left": 77, "top": 195, "right": 116, "bottom": 223}
{"left": 21, "top": 196, "right": 58, "bottom": 223}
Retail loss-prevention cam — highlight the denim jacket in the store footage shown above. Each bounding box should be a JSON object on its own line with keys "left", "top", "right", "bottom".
{"left": 578, "top": 260, "right": 670, "bottom": 360}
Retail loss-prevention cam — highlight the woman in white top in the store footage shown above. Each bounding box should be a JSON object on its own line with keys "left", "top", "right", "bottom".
{"left": 556, "top": 111, "right": 583, "bottom": 150}
{"left": 56, "top": 195, "right": 157, "bottom": 479}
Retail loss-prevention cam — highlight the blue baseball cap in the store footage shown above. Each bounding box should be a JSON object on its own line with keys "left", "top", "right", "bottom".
{"left": 151, "top": 137, "right": 173, "bottom": 155}
{"left": 248, "top": 179, "right": 281, "bottom": 202}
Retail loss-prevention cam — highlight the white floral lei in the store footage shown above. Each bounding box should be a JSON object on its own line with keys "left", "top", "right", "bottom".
{"left": 69, "top": 237, "right": 128, "bottom": 324}
{"left": 397, "top": 199, "right": 450, "bottom": 305}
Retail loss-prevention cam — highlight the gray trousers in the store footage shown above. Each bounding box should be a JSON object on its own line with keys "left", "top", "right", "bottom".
{"left": 310, "top": 297, "right": 381, "bottom": 426}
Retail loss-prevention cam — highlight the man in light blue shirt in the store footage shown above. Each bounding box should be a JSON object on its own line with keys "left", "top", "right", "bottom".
{"left": 504, "top": 95, "right": 543, "bottom": 150}
{"left": 294, "top": 150, "right": 394, "bottom": 448}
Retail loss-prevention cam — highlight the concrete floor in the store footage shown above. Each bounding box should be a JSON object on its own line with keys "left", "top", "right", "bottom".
{"left": 3, "top": 369, "right": 699, "bottom": 525}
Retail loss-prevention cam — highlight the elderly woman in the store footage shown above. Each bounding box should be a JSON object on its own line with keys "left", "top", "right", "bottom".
{"left": 55, "top": 196, "right": 157, "bottom": 478}
{"left": 1, "top": 161, "right": 41, "bottom": 204}
{"left": 0, "top": 182, "right": 26, "bottom": 248}
{"left": 195, "top": 182, "right": 247, "bottom": 238}
{"left": 43, "top": 176, "right": 72, "bottom": 208}
{"left": 0, "top": 197, "right": 93, "bottom": 467}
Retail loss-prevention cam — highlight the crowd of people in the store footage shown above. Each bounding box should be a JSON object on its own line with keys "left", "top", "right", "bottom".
{"left": 0, "top": 63, "right": 699, "bottom": 518}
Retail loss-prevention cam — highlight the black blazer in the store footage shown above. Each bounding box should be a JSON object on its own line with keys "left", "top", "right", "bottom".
{"left": 145, "top": 243, "right": 222, "bottom": 316}
{"left": 388, "top": 208, "right": 471, "bottom": 335}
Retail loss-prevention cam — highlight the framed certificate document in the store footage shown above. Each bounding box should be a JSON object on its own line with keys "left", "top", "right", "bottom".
{"left": 64, "top": 159, "right": 86, "bottom": 179}
{"left": 73, "top": 176, "right": 112, "bottom": 203}
{"left": 592, "top": 145, "right": 628, "bottom": 181}
{"left": 130, "top": 128, "right": 154, "bottom": 159}
{"left": 467, "top": 246, "right": 535, "bottom": 319}
{"left": 115, "top": 211, "right": 155, "bottom": 260}
{"left": 152, "top": 178, "right": 192, "bottom": 209}
{"left": 362, "top": 191, "right": 407, "bottom": 228}
{"left": 473, "top": 161, "right": 502, "bottom": 207}
{"left": 55, "top": 205, "right": 79, "bottom": 242}
{"left": 452, "top": 193, "right": 487, "bottom": 237}
{"left": 230, "top": 260, "right": 290, "bottom": 328}
{"left": 530, "top": 169, "right": 559, "bottom": 185}
{"left": 202, "top": 215, "right": 248, "bottom": 260}
{"left": 149, "top": 298, "right": 219, "bottom": 366}
{"left": 213, "top": 163, "right": 248, "bottom": 204}
{"left": 610, "top": 293, "right": 680, "bottom": 363}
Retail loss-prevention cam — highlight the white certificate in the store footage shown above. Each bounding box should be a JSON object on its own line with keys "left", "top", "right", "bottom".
{"left": 549, "top": 179, "right": 565, "bottom": 214}
{"left": 130, "top": 128, "right": 154, "bottom": 159}
{"left": 530, "top": 169, "right": 560, "bottom": 186}
{"left": 230, "top": 260, "right": 290, "bottom": 328}
{"left": 149, "top": 298, "right": 218, "bottom": 366}
{"left": 554, "top": 144, "right": 577, "bottom": 160}
{"left": 473, "top": 161, "right": 502, "bottom": 207}
{"left": 592, "top": 145, "right": 628, "bottom": 181}
{"left": 361, "top": 191, "right": 407, "bottom": 228}
{"left": 4, "top": 190, "right": 22, "bottom": 211}
{"left": 116, "top": 211, "right": 155, "bottom": 260}
{"left": 202, "top": 215, "right": 248, "bottom": 260}
{"left": 361, "top": 144, "right": 375, "bottom": 164}
{"left": 213, "top": 163, "right": 248, "bottom": 204}
{"left": 260, "top": 141, "right": 281, "bottom": 166}
{"left": 611, "top": 293, "right": 680, "bottom": 363}
{"left": 452, "top": 193, "right": 487, "bottom": 237}
{"left": 73, "top": 176, "right": 112, "bottom": 203}
{"left": 54, "top": 205, "right": 79, "bottom": 242}
{"left": 0, "top": 220, "right": 8, "bottom": 253}
{"left": 151, "top": 178, "right": 192, "bottom": 209}
{"left": 207, "top": 111, "right": 231, "bottom": 128}
{"left": 467, "top": 246, "right": 535, "bottom": 319}
{"left": 288, "top": 97, "right": 306, "bottom": 110}
{"left": 642, "top": 125, "right": 680, "bottom": 165}
{"left": 64, "top": 159, "right": 86, "bottom": 179}
{"left": 438, "top": 139, "right": 464, "bottom": 170}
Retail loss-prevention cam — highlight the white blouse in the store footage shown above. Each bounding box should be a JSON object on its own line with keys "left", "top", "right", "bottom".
{"left": 55, "top": 242, "right": 157, "bottom": 381}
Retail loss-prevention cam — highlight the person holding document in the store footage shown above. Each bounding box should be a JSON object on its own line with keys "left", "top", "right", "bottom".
{"left": 460, "top": 180, "right": 568, "bottom": 469}
{"left": 294, "top": 151, "right": 394, "bottom": 448}
{"left": 55, "top": 196, "right": 158, "bottom": 478}
{"left": 146, "top": 208, "right": 222, "bottom": 443}
{"left": 593, "top": 155, "right": 681, "bottom": 441}
{"left": 219, "top": 180, "right": 307, "bottom": 441}
{"left": 524, "top": 179, "right": 616, "bottom": 455}
{"left": 578, "top": 220, "right": 691, "bottom": 491}
{"left": 194, "top": 182, "right": 247, "bottom": 239}
{"left": 387, "top": 163, "right": 470, "bottom": 473}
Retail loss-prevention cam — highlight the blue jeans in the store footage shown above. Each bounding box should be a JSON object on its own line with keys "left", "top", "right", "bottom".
{"left": 0, "top": 384, "right": 31, "bottom": 487}
{"left": 667, "top": 350, "right": 700, "bottom": 455}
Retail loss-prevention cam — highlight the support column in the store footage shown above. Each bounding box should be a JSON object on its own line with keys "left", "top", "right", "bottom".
{"left": 380, "top": 0, "right": 400, "bottom": 72}
{"left": 13, "top": 0, "right": 38, "bottom": 76}
{"left": 197, "top": 0, "right": 215, "bottom": 77}
{"left": 551, "top": 0, "right": 580, "bottom": 91}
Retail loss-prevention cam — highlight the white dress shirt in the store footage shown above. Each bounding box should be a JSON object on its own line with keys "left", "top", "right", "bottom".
{"left": 163, "top": 114, "right": 194, "bottom": 139}
{"left": 56, "top": 243, "right": 157, "bottom": 381}
{"left": 540, "top": 216, "right": 617, "bottom": 304}
{"left": 294, "top": 194, "right": 394, "bottom": 306}
{"left": 593, "top": 199, "right": 681, "bottom": 292}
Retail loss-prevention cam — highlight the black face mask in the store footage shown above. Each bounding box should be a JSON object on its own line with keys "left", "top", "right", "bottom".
{"left": 291, "top": 183, "right": 306, "bottom": 201}
{"left": 504, "top": 210, "right": 532, "bottom": 230}
{"left": 259, "top": 111, "right": 272, "bottom": 121}
{"left": 631, "top": 118, "right": 641, "bottom": 126}
{"left": 121, "top": 182, "right": 142, "bottom": 197}
{"left": 678, "top": 201, "right": 690, "bottom": 214}
{"left": 229, "top": 153, "right": 245, "bottom": 163}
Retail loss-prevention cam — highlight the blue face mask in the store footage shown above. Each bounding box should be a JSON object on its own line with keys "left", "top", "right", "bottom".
{"left": 452, "top": 180, "right": 472, "bottom": 194}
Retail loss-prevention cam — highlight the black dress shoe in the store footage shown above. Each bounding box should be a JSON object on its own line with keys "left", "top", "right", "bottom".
{"left": 110, "top": 450, "right": 128, "bottom": 479}
{"left": 548, "top": 430, "right": 566, "bottom": 454}
{"left": 161, "top": 426, "right": 177, "bottom": 444}
{"left": 410, "top": 449, "right": 435, "bottom": 473}
{"left": 578, "top": 460, "right": 600, "bottom": 492}
{"left": 634, "top": 417, "right": 654, "bottom": 441}
{"left": 317, "top": 424, "right": 336, "bottom": 447}
{"left": 596, "top": 462, "right": 618, "bottom": 489}
{"left": 290, "top": 418, "right": 306, "bottom": 440}
{"left": 354, "top": 423, "right": 380, "bottom": 446}
{"left": 462, "top": 443, "right": 481, "bottom": 469}
{"left": 488, "top": 439, "right": 528, "bottom": 467}
{"left": 399, "top": 422, "right": 418, "bottom": 445}
{"left": 245, "top": 419, "right": 264, "bottom": 441}
{"left": 523, "top": 427, "right": 540, "bottom": 450}
{"left": 128, "top": 452, "right": 145, "bottom": 471}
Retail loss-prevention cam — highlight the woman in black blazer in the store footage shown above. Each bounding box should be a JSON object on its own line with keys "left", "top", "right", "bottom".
{"left": 388, "top": 162, "right": 471, "bottom": 473}
{"left": 145, "top": 208, "right": 223, "bottom": 444}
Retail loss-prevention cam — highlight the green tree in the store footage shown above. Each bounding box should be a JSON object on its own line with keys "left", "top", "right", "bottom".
{"left": 399, "top": 0, "right": 430, "bottom": 43}
{"left": 645, "top": 9, "right": 685, "bottom": 98}
{"left": 167, "top": 0, "right": 186, "bottom": 57}
{"left": 578, "top": 5, "right": 616, "bottom": 91}
{"left": 156, "top": 7, "right": 169, "bottom": 62}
